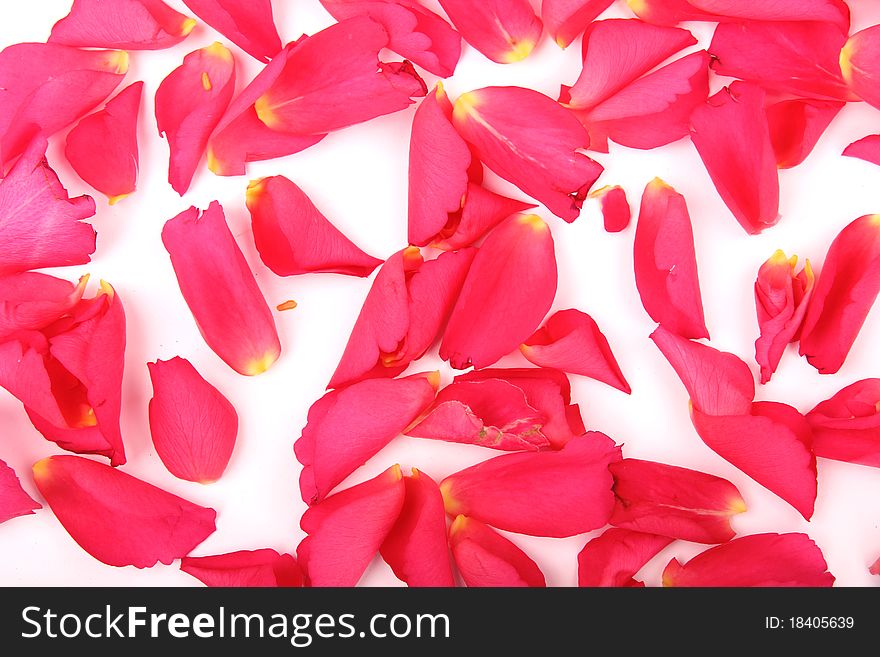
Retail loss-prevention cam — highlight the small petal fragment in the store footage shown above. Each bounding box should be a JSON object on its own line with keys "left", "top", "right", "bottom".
{"left": 590, "top": 185, "right": 630, "bottom": 233}
{"left": 543, "top": 0, "right": 614, "bottom": 49}
{"left": 807, "top": 379, "right": 880, "bottom": 468}
{"left": 650, "top": 326, "right": 754, "bottom": 416}
{"left": 609, "top": 459, "right": 745, "bottom": 543}
{"left": 450, "top": 515, "right": 545, "bottom": 587}
{"left": 441, "top": 215, "right": 557, "bottom": 370}
{"left": 843, "top": 134, "right": 880, "bottom": 167}
{"left": 298, "top": 465, "right": 405, "bottom": 586}
{"left": 841, "top": 25, "right": 880, "bottom": 110}
{"left": 155, "top": 42, "right": 235, "bottom": 194}
{"left": 49, "top": 0, "right": 195, "bottom": 50}
{"left": 521, "top": 309, "right": 630, "bottom": 393}
{"left": 320, "top": 1, "right": 461, "bottom": 77}
{"left": 182, "top": 0, "right": 281, "bottom": 62}
{"left": 754, "top": 251, "right": 814, "bottom": 383}
{"left": 181, "top": 549, "right": 303, "bottom": 587}
{"left": 247, "top": 175, "right": 382, "bottom": 277}
{"left": 295, "top": 373, "right": 437, "bottom": 505}
{"left": 33, "top": 455, "right": 216, "bottom": 568}
{"left": 799, "top": 214, "right": 880, "bottom": 374}
{"left": 148, "top": 357, "right": 238, "bottom": 483}
{"left": 690, "top": 82, "right": 780, "bottom": 234}
{"left": 329, "top": 247, "right": 475, "bottom": 389}
{"left": 0, "top": 459, "right": 41, "bottom": 524}
{"left": 662, "top": 533, "right": 834, "bottom": 587}
{"left": 766, "top": 99, "right": 843, "bottom": 169}
{"left": 452, "top": 87, "right": 601, "bottom": 222}
{"left": 0, "top": 136, "right": 96, "bottom": 274}
{"left": 162, "top": 201, "right": 281, "bottom": 376}
{"left": 691, "top": 402, "right": 817, "bottom": 520}
{"left": 380, "top": 469, "right": 455, "bottom": 587}
{"left": 439, "top": 433, "right": 622, "bottom": 537}
{"left": 0, "top": 43, "right": 127, "bottom": 166}
{"left": 65, "top": 81, "right": 143, "bottom": 202}
{"left": 253, "top": 17, "right": 426, "bottom": 136}
{"left": 438, "top": 0, "right": 542, "bottom": 64}
{"left": 634, "top": 179, "right": 708, "bottom": 340}
{"left": 577, "top": 528, "right": 672, "bottom": 587}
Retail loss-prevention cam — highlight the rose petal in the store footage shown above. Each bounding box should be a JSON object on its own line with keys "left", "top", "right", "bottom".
{"left": 807, "top": 379, "right": 880, "bottom": 468}
{"left": 297, "top": 464, "right": 405, "bottom": 586}
{"left": 162, "top": 201, "right": 281, "bottom": 376}
{"left": 380, "top": 469, "right": 455, "bottom": 587}
{"left": 65, "top": 81, "right": 143, "bottom": 203}
{"left": 33, "top": 455, "right": 216, "bottom": 568}
{"left": 49, "top": 0, "right": 195, "bottom": 50}
{"left": 181, "top": 549, "right": 303, "bottom": 587}
{"left": 182, "top": 0, "right": 281, "bottom": 62}
{"left": 0, "top": 273, "right": 87, "bottom": 341}
{"left": 441, "top": 215, "right": 557, "bottom": 370}
{"left": 799, "top": 214, "right": 880, "bottom": 374}
{"left": 609, "top": 458, "right": 746, "bottom": 543}
{"left": 577, "top": 528, "right": 672, "bottom": 587}
{"left": 437, "top": 0, "right": 542, "bottom": 63}
{"left": 295, "top": 372, "right": 438, "bottom": 505}
{"left": 634, "top": 179, "right": 708, "bottom": 340}
{"left": 155, "top": 42, "right": 236, "bottom": 194}
{"left": 543, "top": 0, "right": 614, "bottom": 49}
{"left": 148, "top": 357, "right": 238, "bottom": 484}
{"left": 449, "top": 515, "right": 545, "bottom": 587}
{"left": 590, "top": 185, "right": 630, "bottom": 233}
{"left": 841, "top": 25, "right": 880, "bottom": 110}
{"left": 0, "top": 459, "right": 41, "bottom": 524}
{"left": 843, "top": 134, "right": 880, "bottom": 167}
{"left": 766, "top": 98, "right": 843, "bottom": 169}
{"left": 246, "top": 175, "right": 382, "bottom": 277}
{"left": 440, "top": 433, "right": 621, "bottom": 537}
{"left": 662, "top": 533, "right": 834, "bottom": 587}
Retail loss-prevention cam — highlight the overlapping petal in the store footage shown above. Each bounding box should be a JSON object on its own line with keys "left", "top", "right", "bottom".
{"left": 843, "top": 134, "right": 880, "bottom": 167}
{"left": 247, "top": 175, "right": 382, "bottom": 277}
{"left": 33, "top": 455, "right": 216, "bottom": 568}
{"left": 807, "top": 379, "right": 880, "bottom": 468}
{"left": 841, "top": 25, "right": 880, "bottom": 110}
{"left": 438, "top": 0, "right": 542, "bottom": 64}
{"left": 543, "top": 0, "right": 614, "bottom": 49}
{"left": 181, "top": 549, "right": 303, "bottom": 587}
{"left": 439, "top": 433, "right": 621, "bottom": 537}
{"left": 449, "top": 515, "right": 545, "bottom": 587}
{"left": 182, "top": 0, "right": 281, "bottom": 62}
{"left": 766, "top": 98, "right": 843, "bottom": 169}
{"left": 162, "top": 201, "right": 281, "bottom": 376}
{"left": 589, "top": 185, "right": 630, "bottom": 233}
{"left": 577, "top": 528, "right": 672, "bottom": 587}
{"left": 295, "top": 372, "right": 438, "bottom": 505}
{"left": 148, "top": 357, "right": 238, "bottom": 483}
{"left": 0, "top": 459, "right": 41, "bottom": 524}
{"left": 799, "top": 214, "right": 880, "bottom": 374}
{"left": 0, "top": 273, "right": 87, "bottom": 340}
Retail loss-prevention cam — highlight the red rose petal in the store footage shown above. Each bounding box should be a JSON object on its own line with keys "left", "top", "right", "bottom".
{"left": 437, "top": 0, "right": 542, "bottom": 64}
{"left": 450, "top": 515, "right": 545, "bottom": 587}
{"left": 148, "top": 357, "right": 238, "bottom": 484}
{"left": 181, "top": 549, "right": 303, "bottom": 587}
{"left": 452, "top": 87, "right": 601, "bottom": 222}
{"left": 650, "top": 326, "right": 754, "bottom": 416}
{"left": 543, "top": 0, "right": 614, "bottom": 49}
{"left": 33, "top": 455, "right": 216, "bottom": 568}
{"left": 843, "top": 134, "right": 880, "bottom": 167}
{"left": 0, "top": 136, "right": 96, "bottom": 274}
{"left": 295, "top": 372, "right": 438, "bottom": 505}
{"left": 799, "top": 214, "right": 880, "bottom": 374}
{"left": 590, "top": 185, "right": 630, "bottom": 233}
{"left": 329, "top": 247, "right": 475, "bottom": 389}
{"left": 521, "top": 309, "right": 630, "bottom": 393}
{"left": 0, "top": 43, "right": 128, "bottom": 167}
{"left": 634, "top": 180, "right": 708, "bottom": 340}
{"left": 380, "top": 469, "right": 455, "bottom": 587}
{"left": 65, "top": 81, "right": 143, "bottom": 203}
{"left": 246, "top": 175, "right": 382, "bottom": 277}
{"left": 440, "top": 433, "right": 621, "bottom": 537}
{"left": 609, "top": 459, "right": 746, "bottom": 543}
{"left": 691, "top": 402, "right": 817, "bottom": 520}
{"left": 807, "top": 379, "right": 880, "bottom": 468}
{"left": 298, "top": 464, "right": 405, "bottom": 586}
{"left": 766, "top": 98, "right": 843, "bottom": 169}
{"left": 320, "top": 1, "right": 461, "bottom": 77}
{"left": 49, "top": 0, "right": 195, "bottom": 50}
{"left": 182, "top": 0, "right": 281, "bottom": 62}
{"left": 253, "top": 17, "right": 426, "bottom": 136}
{"left": 754, "top": 250, "right": 815, "bottom": 384}
{"left": 0, "top": 459, "right": 41, "bottom": 524}
{"left": 690, "top": 81, "right": 780, "bottom": 235}
{"left": 841, "top": 25, "right": 880, "bottom": 110}
{"left": 162, "top": 201, "right": 281, "bottom": 376}
{"left": 155, "top": 42, "right": 235, "bottom": 195}
{"left": 0, "top": 273, "right": 87, "bottom": 340}
{"left": 662, "top": 533, "right": 834, "bottom": 587}
{"left": 577, "top": 528, "right": 672, "bottom": 587}
{"left": 441, "top": 215, "right": 557, "bottom": 370}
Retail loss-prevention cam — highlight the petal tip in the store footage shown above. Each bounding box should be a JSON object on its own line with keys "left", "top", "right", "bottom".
{"left": 501, "top": 40, "right": 536, "bottom": 64}
{"left": 242, "top": 350, "right": 279, "bottom": 376}
{"left": 518, "top": 213, "right": 549, "bottom": 232}
{"left": 180, "top": 18, "right": 197, "bottom": 37}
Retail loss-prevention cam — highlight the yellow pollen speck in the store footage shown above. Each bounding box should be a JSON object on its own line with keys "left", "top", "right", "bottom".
{"left": 180, "top": 18, "right": 197, "bottom": 36}
{"left": 519, "top": 214, "right": 548, "bottom": 232}
{"left": 201, "top": 72, "right": 212, "bottom": 91}
{"left": 501, "top": 40, "right": 535, "bottom": 63}
{"left": 242, "top": 351, "right": 278, "bottom": 376}
{"left": 276, "top": 300, "right": 297, "bottom": 312}
{"left": 108, "top": 193, "right": 130, "bottom": 205}
{"left": 452, "top": 92, "right": 479, "bottom": 123}
{"left": 839, "top": 38, "right": 856, "bottom": 83}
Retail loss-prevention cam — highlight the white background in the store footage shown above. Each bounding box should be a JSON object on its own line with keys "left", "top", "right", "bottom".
{"left": 2, "top": 0, "right": 880, "bottom": 587}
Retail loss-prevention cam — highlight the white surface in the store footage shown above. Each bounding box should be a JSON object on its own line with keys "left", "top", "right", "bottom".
{"left": 2, "top": 0, "right": 880, "bottom": 587}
